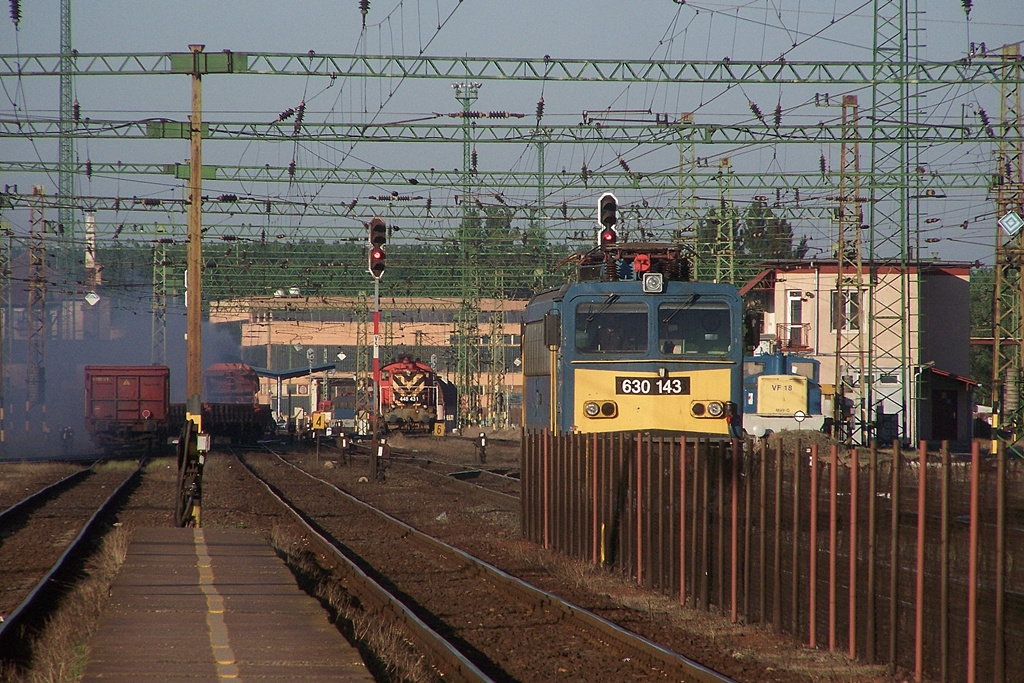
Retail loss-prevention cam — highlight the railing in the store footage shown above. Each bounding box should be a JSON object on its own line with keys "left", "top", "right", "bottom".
{"left": 776, "top": 322, "right": 811, "bottom": 351}
{"left": 521, "top": 430, "right": 1023, "bottom": 683}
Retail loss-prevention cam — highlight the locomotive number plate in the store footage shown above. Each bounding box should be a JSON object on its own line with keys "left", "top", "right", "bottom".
{"left": 616, "top": 376, "right": 690, "bottom": 395}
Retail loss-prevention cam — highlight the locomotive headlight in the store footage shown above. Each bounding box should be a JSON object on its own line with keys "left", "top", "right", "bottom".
{"left": 584, "top": 401, "right": 618, "bottom": 418}
{"left": 707, "top": 401, "right": 725, "bottom": 418}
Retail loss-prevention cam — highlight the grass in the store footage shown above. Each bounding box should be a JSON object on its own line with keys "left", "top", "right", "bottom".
{"left": 0, "top": 523, "right": 130, "bottom": 683}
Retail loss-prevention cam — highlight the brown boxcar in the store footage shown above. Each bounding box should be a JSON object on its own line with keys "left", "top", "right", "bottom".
{"left": 84, "top": 365, "right": 171, "bottom": 454}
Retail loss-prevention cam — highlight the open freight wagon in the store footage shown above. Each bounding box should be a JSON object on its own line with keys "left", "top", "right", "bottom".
{"left": 84, "top": 365, "right": 172, "bottom": 455}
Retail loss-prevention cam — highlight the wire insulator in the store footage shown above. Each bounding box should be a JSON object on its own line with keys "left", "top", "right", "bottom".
{"left": 471, "top": 149, "right": 478, "bottom": 171}
{"left": 581, "top": 163, "right": 589, "bottom": 186}
{"left": 618, "top": 156, "right": 632, "bottom": 175}
{"left": 748, "top": 100, "right": 765, "bottom": 124}
{"left": 774, "top": 103, "right": 782, "bottom": 130}
{"left": 359, "top": 0, "right": 369, "bottom": 26}
{"left": 978, "top": 108, "right": 995, "bottom": 138}
{"left": 265, "top": 200, "right": 272, "bottom": 214}
{"left": 293, "top": 101, "right": 305, "bottom": 136}
{"left": 819, "top": 154, "right": 827, "bottom": 176}
{"left": 425, "top": 196, "right": 432, "bottom": 215}
{"left": 536, "top": 97, "right": 545, "bottom": 122}
{"left": 85, "top": 159, "right": 92, "bottom": 179}
{"left": 961, "top": 0, "right": 972, "bottom": 16}
{"left": 561, "top": 200, "right": 567, "bottom": 219}
{"left": 218, "top": 194, "right": 238, "bottom": 202}
{"left": 288, "top": 160, "right": 296, "bottom": 178}
{"left": 276, "top": 107, "right": 295, "bottom": 122}
{"left": 9, "top": 0, "right": 21, "bottom": 27}
{"left": 73, "top": 99, "right": 80, "bottom": 122}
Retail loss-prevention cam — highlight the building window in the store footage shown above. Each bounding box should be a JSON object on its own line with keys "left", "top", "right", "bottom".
{"left": 831, "top": 290, "right": 861, "bottom": 331}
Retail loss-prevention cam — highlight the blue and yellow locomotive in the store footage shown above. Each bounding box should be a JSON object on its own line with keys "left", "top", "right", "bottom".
{"left": 522, "top": 239, "right": 743, "bottom": 436}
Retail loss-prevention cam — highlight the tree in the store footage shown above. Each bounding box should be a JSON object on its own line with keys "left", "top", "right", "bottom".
{"left": 742, "top": 197, "right": 801, "bottom": 259}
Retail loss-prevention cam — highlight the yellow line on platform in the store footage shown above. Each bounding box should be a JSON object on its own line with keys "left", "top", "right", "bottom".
{"left": 194, "top": 529, "right": 240, "bottom": 679}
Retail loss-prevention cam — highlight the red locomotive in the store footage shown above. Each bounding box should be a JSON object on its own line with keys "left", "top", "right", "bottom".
{"left": 166, "top": 363, "right": 274, "bottom": 444}
{"left": 379, "top": 354, "right": 455, "bottom": 433}
{"left": 84, "top": 365, "right": 171, "bottom": 455}
{"left": 198, "top": 363, "right": 274, "bottom": 443}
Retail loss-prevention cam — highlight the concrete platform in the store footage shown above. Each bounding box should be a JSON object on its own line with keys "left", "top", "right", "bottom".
{"left": 82, "top": 527, "right": 373, "bottom": 681}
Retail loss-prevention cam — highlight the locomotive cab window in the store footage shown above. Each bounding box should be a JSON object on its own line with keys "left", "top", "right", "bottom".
{"left": 659, "top": 302, "right": 732, "bottom": 356}
{"left": 575, "top": 301, "right": 647, "bottom": 353}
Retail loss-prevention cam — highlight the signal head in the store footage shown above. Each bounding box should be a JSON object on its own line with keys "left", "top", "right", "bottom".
{"left": 598, "top": 192, "right": 618, "bottom": 229}
{"left": 369, "top": 245, "right": 386, "bottom": 279}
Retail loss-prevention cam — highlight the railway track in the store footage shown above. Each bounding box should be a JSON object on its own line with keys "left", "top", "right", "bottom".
{"left": 0, "top": 460, "right": 143, "bottom": 661}
{"left": 238, "top": 448, "right": 737, "bottom": 682}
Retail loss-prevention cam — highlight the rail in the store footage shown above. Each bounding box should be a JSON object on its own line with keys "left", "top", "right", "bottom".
{"left": 0, "top": 461, "right": 144, "bottom": 659}
{"left": 252, "top": 449, "right": 737, "bottom": 683}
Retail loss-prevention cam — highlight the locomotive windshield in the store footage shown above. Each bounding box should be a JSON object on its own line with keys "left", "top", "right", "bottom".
{"left": 575, "top": 301, "right": 648, "bottom": 353}
{"left": 658, "top": 301, "right": 732, "bottom": 356}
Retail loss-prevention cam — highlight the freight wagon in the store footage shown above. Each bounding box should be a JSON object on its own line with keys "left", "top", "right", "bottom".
{"left": 84, "top": 365, "right": 171, "bottom": 455}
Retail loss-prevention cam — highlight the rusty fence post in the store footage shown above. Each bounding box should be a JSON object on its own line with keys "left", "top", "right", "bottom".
{"left": 543, "top": 428, "right": 550, "bottom": 549}
{"left": 915, "top": 440, "right": 927, "bottom": 682}
{"left": 995, "top": 440, "right": 1005, "bottom": 682}
{"left": 592, "top": 433, "right": 598, "bottom": 565}
{"left": 718, "top": 442, "right": 726, "bottom": 610}
{"left": 829, "top": 443, "right": 838, "bottom": 652}
{"left": 636, "top": 432, "right": 643, "bottom": 587}
{"left": 680, "top": 436, "right": 688, "bottom": 606}
{"left": 809, "top": 443, "right": 819, "bottom": 648}
{"left": 849, "top": 446, "right": 859, "bottom": 660}
{"left": 743, "top": 438, "right": 752, "bottom": 620}
{"left": 967, "top": 440, "right": 979, "bottom": 683}
{"left": 791, "top": 440, "right": 802, "bottom": 635}
{"left": 759, "top": 438, "right": 768, "bottom": 624}
{"left": 692, "top": 437, "right": 701, "bottom": 609}
{"left": 889, "top": 439, "right": 902, "bottom": 673}
{"left": 773, "top": 437, "right": 782, "bottom": 631}
{"left": 701, "top": 438, "right": 710, "bottom": 611}
{"left": 731, "top": 439, "right": 740, "bottom": 623}
{"left": 940, "top": 441, "right": 949, "bottom": 682}
{"left": 867, "top": 441, "right": 878, "bottom": 664}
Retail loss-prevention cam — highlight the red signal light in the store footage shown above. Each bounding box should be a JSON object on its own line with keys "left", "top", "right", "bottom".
{"left": 599, "top": 225, "right": 618, "bottom": 246}
{"left": 369, "top": 246, "right": 386, "bottom": 279}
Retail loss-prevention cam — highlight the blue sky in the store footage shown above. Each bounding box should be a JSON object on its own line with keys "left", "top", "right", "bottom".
{"left": 2, "top": 1, "right": 1023, "bottom": 265}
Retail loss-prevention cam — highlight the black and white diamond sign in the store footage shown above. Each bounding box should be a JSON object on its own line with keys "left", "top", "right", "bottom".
{"left": 999, "top": 211, "right": 1023, "bottom": 236}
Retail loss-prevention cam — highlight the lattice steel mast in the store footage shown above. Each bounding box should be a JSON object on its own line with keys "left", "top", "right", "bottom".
{"left": 58, "top": 0, "right": 76, "bottom": 277}
{"left": 990, "top": 44, "right": 1024, "bottom": 447}
{"left": 453, "top": 81, "right": 482, "bottom": 427}
{"left": 834, "top": 95, "right": 867, "bottom": 443}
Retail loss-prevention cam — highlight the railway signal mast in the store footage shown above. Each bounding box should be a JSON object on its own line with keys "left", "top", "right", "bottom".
{"left": 367, "top": 217, "right": 386, "bottom": 481}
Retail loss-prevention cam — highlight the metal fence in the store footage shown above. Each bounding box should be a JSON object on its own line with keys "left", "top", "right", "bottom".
{"left": 521, "top": 430, "right": 1024, "bottom": 682}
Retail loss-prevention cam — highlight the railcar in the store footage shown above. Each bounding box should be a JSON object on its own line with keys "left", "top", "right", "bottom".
{"left": 317, "top": 373, "right": 360, "bottom": 435}
{"left": 84, "top": 365, "right": 171, "bottom": 454}
{"left": 522, "top": 242, "right": 743, "bottom": 436}
{"left": 169, "top": 363, "right": 274, "bottom": 443}
{"left": 742, "top": 351, "right": 825, "bottom": 435}
{"left": 379, "top": 354, "right": 455, "bottom": 433}
{"left": 201, "top": 362, "right": 274, "bottom": 442}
